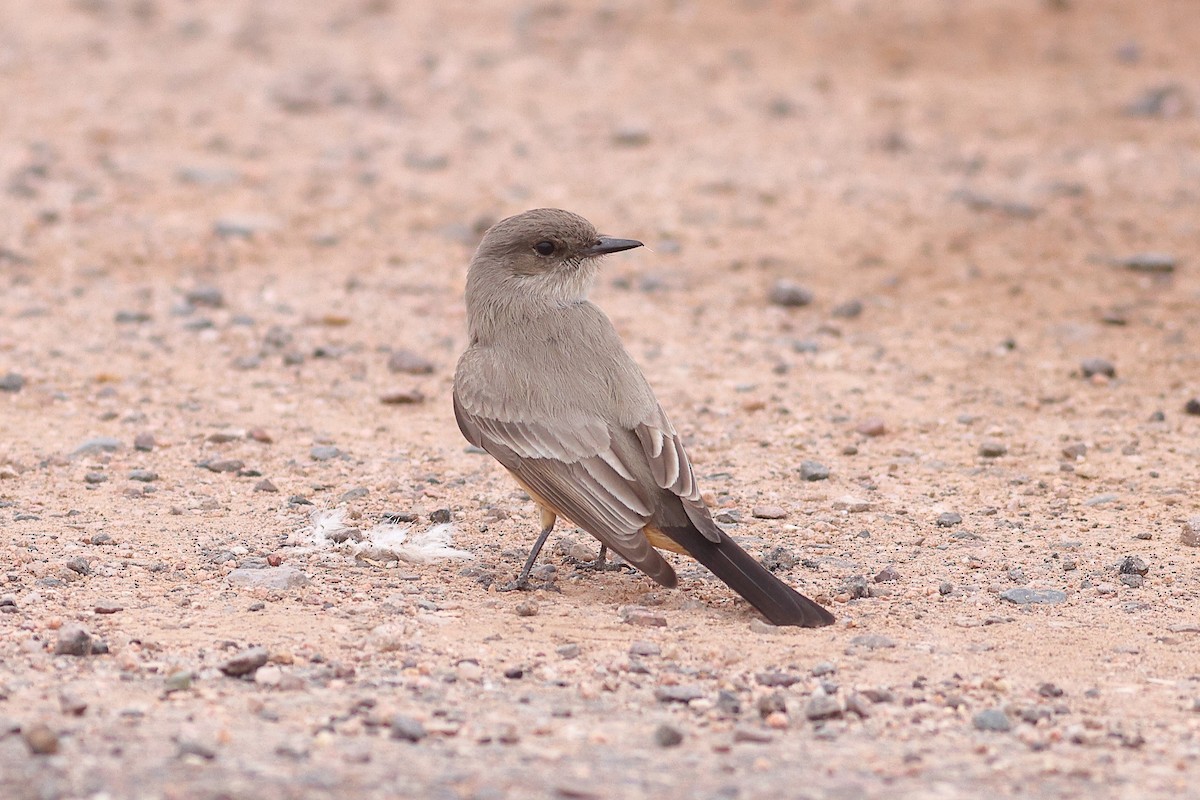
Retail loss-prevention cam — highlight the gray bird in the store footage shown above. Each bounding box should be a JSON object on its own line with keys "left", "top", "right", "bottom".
{"left": 453, "top": 208, "right": 834, "bottom": 627}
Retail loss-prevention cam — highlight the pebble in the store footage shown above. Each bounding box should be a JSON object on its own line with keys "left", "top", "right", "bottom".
{"left": 556, "top": 644, "right": 580, "bottom": 659}
{"left": 653, "top": 724, "right": 683, "bottom": 748}
{"left": 59, "top": 689, "right": 88, "bottom": 716}
{"left": 855, "top": 418, "right": 887, "bottom": 437}
{"left": 254, "top": 479, "right": 279, "bottom": 493}
{"left": 620, "top": 606, "right": 667, "bottom": 627}
{"left": 833, "top": 496, "right": 871, "bottom": 513}
{"left": 1115, "top": 252, "right": 1177, "bottom": 272}
{"left": 654, "top": 685, "right": 704, "bottom": 704}
{"left": 848, "top": 634, "right": 895, "bottom": 650}
{"left": 254, "top": 665, "right": 283, "bottom": 687}
{"left": 22, "top": 723, "right": 59, "bottom": 755}
{"left": 429, "top": 508, "right": 452, "bottom": 523}
{"left": 999, "top": 588, "right": 1067, "bottom": 605}
{"left": 830, "top": 299, "right": 863, "bottom": 319}
{"left": 972, "top": 708, "right": 1013, "bottom": 732}
{"left": 201, "top": 459, "right": 244, "bottom": 473}
{"left": 733, "top": 726, "right": 774, "bottom": 743}
{"left": 1061, "top": 442, "right": 1088, "bottom": 459}
{"left": 805, "top": 691, "right": 843, "bottom": 720}
{"left": 874, "top": 565, "right": 900, "bottom": 583}
{"left": 1186, "top": 398, "right": 1200, "bottom": 416}
{"left": 164, "top": 671, "right": 193, "bottom": 692}
{"left": 184, "top": 286, "right": 225, "bottom": 308}
{"left": 128, "top": 469, "right": 158, "bottom": 482}
{"left": 71, "top": 436, "right": 122, "bottom": 457}
{"left": 611, "top": 125, "right": 651, "bottom": 147}
{"left": 177, "top": 738, "right": 217, "bottom": 760}
{"left": 84, "top": 471, "right": 108, "bottom": 484}
{"left": 978, "top": 441, "right": 1007, "bottom": 458}
{"left": 811, "top": 662, "right": 837, "bottom": 677}
{"left": 629, "top": 641, "right": 661, "bottom": 657}
{"left": 55, "top": 624, "right": 101, "bottom": 656}
{"left": 1119, "top": 556, "right": 1149, "bottom": 576}
{"left": 219, "top": 647, "right": 269, "bottom": 677}
{"left": 0, "top": 372, "right": 25, "bottom": 392}
{"left": 387, "top": 349, "right": 435, "bottom": 374}
{"left": 798, "top": 460, "right": 829, "bottom": 481}
{"left": 768, "top": 280, "right": 814, "bottom": 307}
{"left": 751, "top": 505, "right": 787, "bottom": 520}
{"left": 756, "top": 671, "right": 802, "bottom": 688}
{"left": 757, "top": 692, "right": 787, "bottom": 718}
{"left": 936, "top": 512, "right": 962, "bottom": 527}
{"left": 380, "top": 389, "right": 426, "bottom": 405}
{"left": 214, "top": 215, "right": 279, "bottom": 238}
{"left": 1183, "top": 518, "right": 1200, "bottom": 547}
{"left": 1080, "top": 358, "right": 1115, "bottom": 378}
{"left": 310, "top": 446, "right": 342, "bottom": 461}
{"left": 514, "top": 599, "right": 539, "bottom": 617}
{"left": 938, "top": 582, "right": 953, "bottom": 595}
{"left": 93, "top": 600, "right": 123, "bottom": 614}
{"left": 133, "top": 432, "right": 155, "bottom": 451}
{"left": 228, "top": 566, "right": 309, "bottom": 590}
{"left": 1119, "top": 574, "right": 1143, "bottom": 588}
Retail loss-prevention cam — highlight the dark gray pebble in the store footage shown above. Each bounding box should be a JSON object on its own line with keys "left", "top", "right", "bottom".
{"left": 653, "top": 724, "right": 683, "bottom": 748}
{"left": 756, "top": 671, "right": 802, "bottom": 688}
{"left": 768, "top": 280, "right": 814, "bottom": 308}
{"left": 655, "top": 685, "right": 704, "bottom": 704}
{"left": 1119, "top": 556, "right": 1148, "bottom": 576}
{"left": 390, "top": 715, "right": 426, "bottom": 742}
{"left": 0, "top": 372, "right": 25, "bottom": 392}
{"left": 979, "top": 441, "right": 1007, "bottom": 458}
{"left": 429, "top": 508, "right": 452, "bottom": 524}
{"left": 84, "top": 472, "right": 108, "bottom": 484}
{"left": 219, "top": 647, "right": 269, "bottom": 677}
{"left": 874, "top": 565, "right": 900, "bottom": 583}
{"left": 1080, "top": 358, "right": 1116, "bottom": 378}
{"left": 129, "top": 469, "right": 158, "bottom": 482}
{"left": 805, "top": 692, "right": 842, "bottom": 720}
{"left": 936, "top": 512, "right": 962, "bottom": 527}
{"left": 1185, "top": 398, "right": 1200, "bottom": 416}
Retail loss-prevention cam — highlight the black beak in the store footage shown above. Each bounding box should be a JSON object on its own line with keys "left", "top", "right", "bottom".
{"left": 582, "top": 237, "right": 643, "bottom": 257}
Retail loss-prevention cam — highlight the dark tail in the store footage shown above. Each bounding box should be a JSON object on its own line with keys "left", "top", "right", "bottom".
{"left": 662, "top": 526, "right": 835, "bottom": 628}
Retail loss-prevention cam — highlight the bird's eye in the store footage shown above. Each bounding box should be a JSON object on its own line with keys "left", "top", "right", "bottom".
{"left": 533, "top": 241, "right": 556, "bottom": 256}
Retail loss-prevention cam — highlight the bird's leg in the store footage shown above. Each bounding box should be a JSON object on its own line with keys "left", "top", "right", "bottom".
{"left": 499, "top": 507, "right": 556, "bottom": 592}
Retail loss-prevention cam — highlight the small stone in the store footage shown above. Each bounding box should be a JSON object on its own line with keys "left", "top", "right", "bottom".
{"left": 128, "top": 469, "right": 158, "bottom": 482}
{"left": 133, "top": 432, "right": 155, "bottom": 451}
{"left": 310, "top": 446, "right": 341, "bottom": 461}
{"left": 874, "top": 565, "right": 900, "bottom": 583}
{"left": 84, "top": 471, "right": 108, "bottom": 484}
{"left": 1061, "top": 442, "right": 1088, "bottom": 459}
{"left": 514, "top": 599, "right": 539, "bottom": 617}
{"left": 798, "top": 460, "right": 829, "bottom": 481}
{"left": 556, "top": 644, "right": 580, "bottom": 659}
{"left": 936, "top": 512, "right": 962, "bottom": 527}
{"left": 71, "top": 437, "right": 122, "bottom": 456}
{"left": 761, "top": 545, "right": 796, "bottom": 571}
{"left": 202, "top": 459, "right": 244, "bottom": 473}
{"left": 219, "top": 647, "right": 269, "bottom": 677}
{"left": 757, "top": 691, "right": 787, "bottom": 718}
{"left": 338, "top": 486, "right": 369, "bottom": 503}
{"left": 228, "top": 567, "right": 309, "bottom": 590}
{"left": 999, "top": 588, "right": 1067, "bottom": 605}
{"left": 380, "top": 389, "right": 425, "bottom": 405}
{"left": 54, "top": 624, "right": 97, "bottom": 656}
{"left": 60, "top": 558, "right": 90, "bottom": 577}
{"left": 0, "top": 372, "right": 25, "bottom": 392}
{"left": 611, "top": 125, "right": 651, "bottom": 147}
{"left": 214, "top": 215, "right": 279, "bottom": 238}
{"left": 653, "top": 724, "right": 683, "bottom": 748}
{"left": 185, "top": 286, "right": 225, "bottom": 308}
{"left": 1116, "top": 252, "right": 1177, "bottom": 272}
{"left": 756, "top": 671, "right": 802, "bottom": 688}
{"left": 832, "top": 495, "right": 871, "bottom": 513}
{"left": 805, "top": 691, "right": 843, "bottom": 721}
{"left": 620, "top": 606, "right": 667, "bottom": 627}
{"left": 768, "top": 280, "right": 814, "bottom": 308}
{"left": 733, "top": 726, "right": 774, "bottom": 744}
{"left": 938, "top": 582, "right": 953, "bottom": 595}
{"left": 811, "top": 662, "right": 837, "bottom": 677}
{"left": 390, "top": 715, "right": 427, "bottom": 742}
{"left": 23, "top": 723, "right": 59, "bottom": 755}
{"left": 429, "top": 508, "right": 452, "bottom": 524}
{"left": 1080, "top": 358, "right": 1116, "bottom": 379}
{"left": 502, "top": 665, "right": 525, "bottom": 680}
{"left": 177, "top": 738, "right": 217, "bottom": 760}
{"left": 979, "top": 441, "right": 1007, "bottom": 458}
{"left": 973, "top": 708, "right": 1013, "bottom": 732}
{"left": 848, "top": 634, "right": 895, "bottom": 650}
{"left": 1119, "top": 574, "right": 1143, "bottom": 588}
{"left": 387, "top": 349, "right": 435, "bottom": 374}
{"left": 254, "top": 479, "right": 279, "bottom": 493}
{"left": 1119, "top": 556, "right": 1149, "bottom": 576}
{"left": 855, "top": 418, "right": 887, "bottom": 437}
{"left": 1182, "top": 518, "right": 1200, "bottom": 547}
{"left": 164, "top": 671, "right": 193, "bottom": 692}
{"left": 714, "top": 510, "right": 742, "bottom": 524}
{"left": 93, "top": 600, "right": 123, "bottom": 614}
{"left": 629, "top": 641, "right": 661, "bottom": 657}
{"left": 59, "top": 689, "right": 88, "bottom": 716}
{"left": 830, "top": 299, "right": 863, "bottom": 319}
{"left": 751, "top": 505, "right": 787, "bottom": 520}
{"left": 654, "top": 685, "right": 704, "bottom": 704}
{"left": 1186, "top": 398, "right": 1200, "bottom": 416}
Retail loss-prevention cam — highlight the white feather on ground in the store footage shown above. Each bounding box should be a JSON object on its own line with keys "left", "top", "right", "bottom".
{"left": 297, "top": 508, "right": 474, "bottom": 564}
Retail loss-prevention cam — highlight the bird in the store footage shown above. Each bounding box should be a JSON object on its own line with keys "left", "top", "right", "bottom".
{"left": 452, "top": 208, "right": 834, "bottom": 627}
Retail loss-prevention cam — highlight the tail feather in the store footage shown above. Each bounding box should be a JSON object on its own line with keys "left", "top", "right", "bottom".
{"left": 660, "top": 526, "right": 835, "bottom": 628}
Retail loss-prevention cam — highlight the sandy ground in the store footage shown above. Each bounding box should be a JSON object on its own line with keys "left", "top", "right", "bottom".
{"left": 2, "top": 1, "right": 1200, "bottom": 798}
